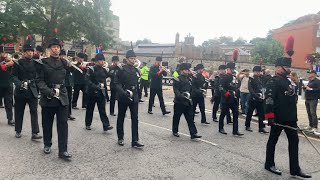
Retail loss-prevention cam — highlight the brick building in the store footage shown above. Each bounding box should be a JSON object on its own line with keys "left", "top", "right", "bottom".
{"left": 272, "top": 13, "right": 320, "bottom": 69}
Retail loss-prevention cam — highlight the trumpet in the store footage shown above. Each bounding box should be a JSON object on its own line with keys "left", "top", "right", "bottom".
{"left": 12, "top": 52, "right": 23, "bottom": 60}
{"left": 160, "top": 65, "right": 171, "bottom": 75}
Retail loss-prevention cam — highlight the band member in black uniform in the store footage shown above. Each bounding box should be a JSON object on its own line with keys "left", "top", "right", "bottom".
{"left": 12, "top": 44, "right": 42, "bottom": 139}
{"left": 35, "top": 38, "right": 72, "bottom": 159}
{"left": 218, "top": 62, "right": 243, "bottom": 136}
{"left": 109, "top": 55, "right": 121, "bottom": 116}
{"left": 59, "top": 50, "right": 75, "bottom": 120}
{"left": 0, "top": 46, "right": 14, "bottom": 126}
{"left": 33, "top": 45, "right": 44, "bottom": 59}
{"left": 72, "top": 52, "right": 87, "bottom": 109}
{"left": 172, "top": 63, "right": 202, "bottom": 139}
{"left": 84, "top": 54, "right": 113, "bottom": 131}
{"left": 212, "top": 65, "right": 231, "bottom": 123}
{"left": 191, "top": 64, "right": 209, "bottom": 124}
{"left": 115, "top": 50, "right": 144, "bottom": 148}
{"left": 245, "top": 66, "right": 268, "bottom": 133}
{"left": 264, "top": 57, "right": 311, "bottom": 178}
{"left": 148, "top": 56, "right": 170, "bottom": 115}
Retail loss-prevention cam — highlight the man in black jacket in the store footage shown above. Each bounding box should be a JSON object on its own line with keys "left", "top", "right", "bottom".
{"left": 147, "top": 56, "right": 170, "bottom": 115}
{"left": 84, "top": 54, "right": 113, "bottom": 131}
{"left": 264, "top": 57, "right": 311, "bottom": 178}
{"left": 109, "top": 55, "right": 121, "bottom": 116}
{"left": 172, "top": 63, "right": 202, "bottom": 139}
{"left": 72, "top": 52, "right": 87, "bottom": 109}
{"left": 304, "top": 70, "right": 320, "bottom": 131}
{"left": 115, "top": 50, "right": 144, "bottom": 148}
{"left": 245, "top": 66, "right": 268, "bottom": 133}
{"left": 0, "top": 45, "right": 14, "bottom": 126}
{"left": 12, "top": 44, "right": 42, "bottom": 139}
{"left": 35, "top": 38, "right": 72, "bottom": 159}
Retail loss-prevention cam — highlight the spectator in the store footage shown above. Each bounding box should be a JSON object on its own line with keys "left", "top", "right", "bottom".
{"left": 304, "top": 70, "right": 320, "bottom": 131}
{"left": 289, "top": 71, "right": 299, "bottom": 94}
{"left": 237, "top": 69, "right": 250, "bottom": 114}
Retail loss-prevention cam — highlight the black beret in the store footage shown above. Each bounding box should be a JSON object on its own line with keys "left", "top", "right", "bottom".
{"left": 194, "top": 64, "right": 204, "bottom": 71}
{"left": 226, "top": 62, "right": 235, "bottom": 69}
{"left": 91, "top": 58, "right": 96, "bottom": 62}
{"left": 60, "top": 49, "right": 66, "bottom": 56}
{"left": 95, "top": 53, "right": 105, "bottom": 61}
{"left": 112, "top": 56, "right": 119, "bottom": 61}
{"left": 218, "top": 65, "right": 226, "bottom": 70}
{"left": 179, "top": 63, "right": 190, "bottom": 71}
{"left": 23, "top": 44, "right": 34, "bottom": 52}
{"left": 253, "top": 66, "right": 261, "bottom": 72}
{"left": 275, "top": 57, "right": 291, "bottom": 67}
{"left": 126, "top": 50, "right": 136, "bottom": 58}
{"left": 156, "top": 56, "right": 162, "bottom": 61}
{"left": 77, "top": 52, "right": 85, "bottom": 58}
{"left": 48, "top": 38, "right": 61, "bottom": 48}
{"left": 36, "top": 45, "right": 44, "bottom": 52}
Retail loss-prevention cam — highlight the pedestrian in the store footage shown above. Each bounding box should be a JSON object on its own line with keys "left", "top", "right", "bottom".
{"left": 109, "top": 55, "right": 121, "bottom": 116}
{"left": 303, "top": 70, "right": 320, "bottom": 131}
{"left": 191, "top": 64, "right": 209, "bottom": 124}
{"left": 147, "top": 56, "right": 170, "bottom": 115}
{"left": 264, "top": 55, "right": 311, "bottom": 178}
{"left": 139, "top": 62, "right": 149, "bottom": 97}
{"left": 218, "top": 62, "right": 243, "bottom": 136}
{"left": 114, "top": 50, "right": 144, "bottom": 148}
{"left": 12, "top": 44, "right": 42, "bottom": 139}
{"left": 172, "top": 63, "right": 202, "bottom": 139}
{"left": 0, "top": 45, "right": 14, "bottom": 126}
{"left": 84, "top": 53, "right": 113, "bottom": 132}
{"left": 245, "top": 66, "right": 268, "bottom": 134}
{"left": 35, "top": 38, "right": 72, "bottom": 159}
{"left": 237, "top": 69, "right": 250, "bottom": 114}
{"left": 71, "top": 52, "right": 87, "bottom": 109}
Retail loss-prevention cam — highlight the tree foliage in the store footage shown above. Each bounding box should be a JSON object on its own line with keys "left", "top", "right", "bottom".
{"left": 136, "top": 38, "right": 152, "bottom": 45}
{"left": 0, "top": 0, "right": 114, "bottom": 48}
{"left": 201, "top": 36, "right": 247, "bottom": 48}
{"left": 250, "top": 37, "right": 283, "bottom": 64}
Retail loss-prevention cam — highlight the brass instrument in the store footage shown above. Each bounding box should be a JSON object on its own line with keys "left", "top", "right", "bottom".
{"left": 133, "top": 58, "right": 141, "bottom": 68}
{"left": 126, "top": 89, "right": 133, "bottom": 101}
{"left": 12, "top": 52, "right": 23, "bottom": 60}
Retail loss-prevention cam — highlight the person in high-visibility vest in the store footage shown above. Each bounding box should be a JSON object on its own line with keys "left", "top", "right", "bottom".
{"left": 140, "top": 62, "right": 149, "bottom": 97}
{"left": 172, "top": 71, "right": 179, "bottom": 78}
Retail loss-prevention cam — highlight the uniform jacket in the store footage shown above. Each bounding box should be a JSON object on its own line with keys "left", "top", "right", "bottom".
{"left": 149, "top": 65, "right": 167, "bottom": 89}
{"left": 264, "top": 74, "right": 298, "bottom": 123}
{"left": 191, "top": 73, "right": 206, "bottom": 98}
{"left": 72, "top": 61, "right": 86, "bottom": 85}
{"left": 12, "top": 58, "right": 38, "bottom": 99}
{"left": 35, "top": 57, "right": 70, "bottom": 107}
{"left": 219, "top": 74, "right": 238, "bottom": 104}
{"left": 173, "top": 74, "right": 192, "bottom": 107}
{"left": 85, "top": 65, "right": 110, "bottom": 98}
{"left": 0, "top": 58, "right": 13, "bottom": 88}
{"left": 248, "top": 75, "right": 264, "bottom": 102}
{"left": 109, "top": 65, "right": 121, "bottom": 89}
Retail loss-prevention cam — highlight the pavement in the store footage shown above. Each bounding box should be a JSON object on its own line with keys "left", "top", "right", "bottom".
{"left": 0, "top": 86, "right": 320, "bottom": 179}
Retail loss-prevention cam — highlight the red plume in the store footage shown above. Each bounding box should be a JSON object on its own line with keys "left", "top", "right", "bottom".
{"left": 27, "top": 34, "right": 31, "bottom": 40}
{"left": 285, "top": 35, "right": 294, "bottom": 57}
{"left": 232, "top": 49, "right": 239, "bottom": 61}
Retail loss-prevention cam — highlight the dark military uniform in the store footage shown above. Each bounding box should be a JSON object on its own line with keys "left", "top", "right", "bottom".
{"left": 115, "top": 50, "right": 143, "bottom": 147}
{"left": 218, "top": 63, "right": 242, "bottom": 135}
{"left": 172, "top": 63, "right": 201, "bottom": 139}
{"left": 245, "top": 66, "right": 267, "bottom": 132}
{"left": 264, "top": 57, "right": 304, "bottom": 176}
{"left": 35, "top": 40, "right": 71, "bottom": 157}
{"left": 12, "top": 53, "right": 40, "bottom": 136}
{"left": 85, "top": 54, "right": 112, "bottom": 131}
{"left": 148, "top": 57, "right": 169, "bottom": 114}
{"left": 0, "top": 47, "right": 14, "bottom": 125}
{"left": 191, "top": 65, "right": 207, "bottom": 124}
{"left": 108, "top": 57, "right": 121, "bottom": 115}
{"left": 72, "top": 53, "right": 87, "bottom": 109}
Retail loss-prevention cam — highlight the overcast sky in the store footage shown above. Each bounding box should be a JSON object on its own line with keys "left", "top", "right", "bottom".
{"left": 110, "top": 0, "right": 319, "bottom": 45}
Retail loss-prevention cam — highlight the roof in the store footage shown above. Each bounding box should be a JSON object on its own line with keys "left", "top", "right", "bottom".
{"left": 137, "top": 43, "right": 175, "bottom": 48}
{"left": 134, "top": 46, "right": 175, "bottom": 55}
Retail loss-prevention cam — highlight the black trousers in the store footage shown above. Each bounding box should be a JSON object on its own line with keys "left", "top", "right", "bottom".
{"left": 85, "top": 93, "right": 110, "bottom": 129}
{"left": 110, "top": 88, "right": 117, "bottom": 114}
{"left": 140, "top": 79, "right": 149, "bottom": 96}
{"left": 219, "top": 102, "right": 239, "bottom": 132}
{"left": 148, "top": 88, "right": 166, "bottom": 112}
{"left": 265, "top": 121, "right": 300, "bottom": 174}
{"left": 66, "top": 86, "right": 73, "bottom": 116}
{"left": 14, "top": 96, "right": 39, "bottom": 134}
{"left": 245, "top": 100, "right": 265, "bottom": 130}
{"left": 212, "top": 96, "right": 231, "bottom": 122}
{"left": 72, "top": 84, "right": 87, "bottom": 108}
{"left": 0, "top": 86, "right": 13, "bottom": 121}
{"left": 172, "top": 103, "right": 198, "bottom": 135}
{"left": 42, "top": 105, "right": 68, "bottom": 153}
{"left": 192, "top": 96, "right": 206, "bottom": 123}
{"left": 105, "top": 88, "right": 110, "bottom": 102}
{"left": 117, "top": 101, "right": 139, "bottom": 142}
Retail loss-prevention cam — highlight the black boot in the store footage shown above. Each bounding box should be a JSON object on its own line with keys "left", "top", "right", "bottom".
{"left": 265, "top": 166, "right": 282, "bottom": 175}
{"left": 59, "top": 152, "right": 72, "bottom": 159}
{"left": 132, "top": 141, "right": 144, "bottom": 148}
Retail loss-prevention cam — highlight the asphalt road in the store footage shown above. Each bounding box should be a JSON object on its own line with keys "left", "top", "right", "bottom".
{"left": 1, "top": 89, "right": 320, "bottom": 179}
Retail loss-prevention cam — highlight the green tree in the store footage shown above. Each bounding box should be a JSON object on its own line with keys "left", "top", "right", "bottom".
{"left": 0, "top": 0, "right": 114, "bottom": 48}
{"left": 136, "top": 38, "right": 152, "bottom": 45}
{"left": 250, "top": 37, "right": 283, "bottom": 64}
